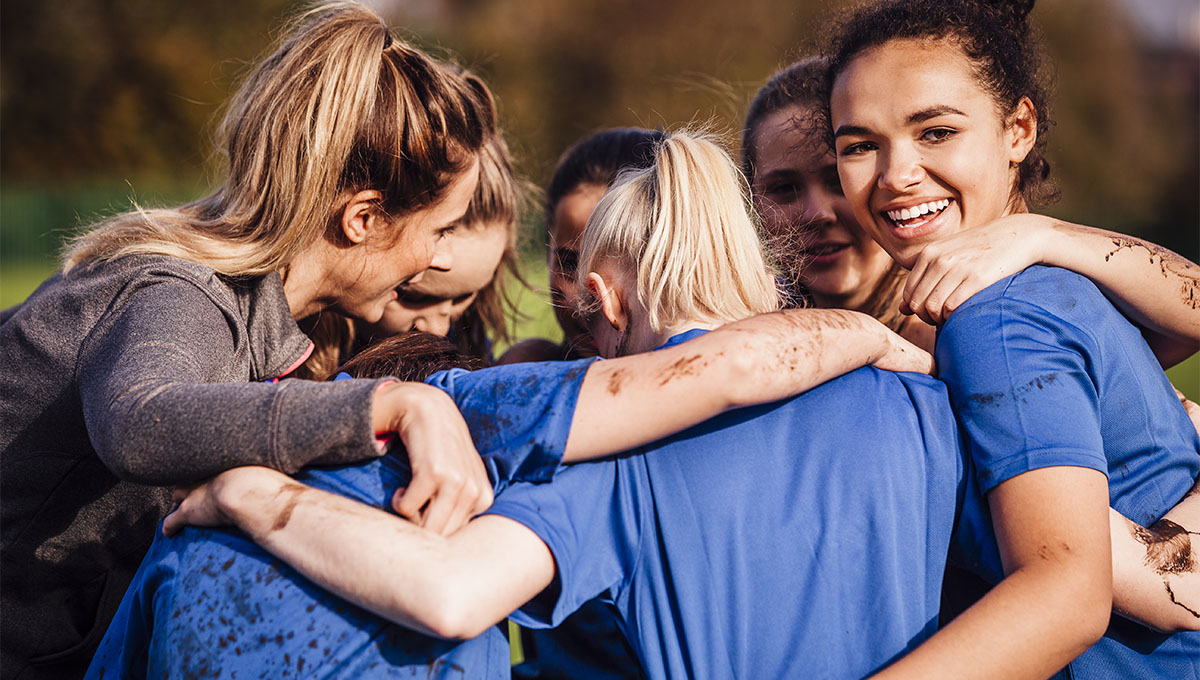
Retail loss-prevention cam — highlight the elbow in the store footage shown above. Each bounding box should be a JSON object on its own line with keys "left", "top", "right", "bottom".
{"left": 1077, "top": 590, "right": 1113, "bottom": 647}
{"left": 410, "top": 578, "right": 497, "bottom": 640}
{"left": 1069, "top": 571, "right": 1113, "bottom": 647}
{"left": 723, "top": 350, "right": 763, "bottom": 409}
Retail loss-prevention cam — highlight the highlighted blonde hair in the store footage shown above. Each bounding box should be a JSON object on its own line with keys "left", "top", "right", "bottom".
{"left": 577, "top": 130, "right": 780, "bottom": 333}
{"left": 63, "top": 1, "right": 493, "bottom": 276}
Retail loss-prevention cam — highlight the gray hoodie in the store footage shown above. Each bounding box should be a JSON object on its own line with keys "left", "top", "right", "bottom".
{"left": 0, "top": 254, "right": 389, "bottom": 679}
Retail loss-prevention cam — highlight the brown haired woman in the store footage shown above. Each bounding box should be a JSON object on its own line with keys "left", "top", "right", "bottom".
{"left": 0, "top": 3, "right": 497, "bottom": 676}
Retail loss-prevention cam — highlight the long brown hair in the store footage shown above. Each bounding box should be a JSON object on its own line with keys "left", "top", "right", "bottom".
{"left": 64, "top": 1, "right": 494, "bottom": 278}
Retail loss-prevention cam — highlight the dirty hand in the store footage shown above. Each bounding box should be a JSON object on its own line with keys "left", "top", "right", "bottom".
{"left": 375, "top": 382, "right": 492, "bottom": 536}
{"left": 871, "top": 326, "right": 935, "bottom": 375}
{"left": 162, "top": 466, "right": 286, "bottom": 537}
{"left": 903, "top": 213, "right": 1052, "bottom": 325}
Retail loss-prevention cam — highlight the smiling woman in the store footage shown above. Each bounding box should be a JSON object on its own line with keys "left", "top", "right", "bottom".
{"left": 831, "top": 40, "right": 1040, "bottom": 268}
{"left": 823, "top": 0, "right": 1200, "bottom": 678}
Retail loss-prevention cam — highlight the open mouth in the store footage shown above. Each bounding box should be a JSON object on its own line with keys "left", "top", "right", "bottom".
{"left": 882, "top": 199, "right": 951, "bottom": 229}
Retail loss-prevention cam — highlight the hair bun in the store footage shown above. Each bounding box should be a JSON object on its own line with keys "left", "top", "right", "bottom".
{"left": 977, "top": 0, "right": 1035, "bottom": 32}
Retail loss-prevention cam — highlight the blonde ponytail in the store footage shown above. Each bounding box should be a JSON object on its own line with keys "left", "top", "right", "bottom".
{"left": 578, "top": 130, "right": 780, "bottom": 333}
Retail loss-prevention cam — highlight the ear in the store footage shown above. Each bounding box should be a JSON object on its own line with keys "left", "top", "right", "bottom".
{"left": 1006, "top": 97, "right": 1038, "bottom": 164}
{"left": 585, "top": 271, "right": 626, "bottom": 332}
{"left": 340, "top": 190, "right": 385, "bottom": 245}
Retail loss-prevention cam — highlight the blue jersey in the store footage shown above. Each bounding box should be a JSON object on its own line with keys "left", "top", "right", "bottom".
{"left": 938, "top": 266, "right": 1200, "bottom": 679}
{"left": 487, "top": 331, "right": 969, "bottom": 680}
{"left": 86, "top": 358, "right": 595, "bottom": 680}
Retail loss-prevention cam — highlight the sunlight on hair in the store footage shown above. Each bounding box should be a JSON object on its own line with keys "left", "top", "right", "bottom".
{"left": 577, "top": 129, "right": 780, "bottom": 333}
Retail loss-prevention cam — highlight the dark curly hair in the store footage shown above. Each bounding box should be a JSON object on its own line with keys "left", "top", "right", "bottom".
{"left": 821, "top": 0, "right": 1058, "bottom": 207}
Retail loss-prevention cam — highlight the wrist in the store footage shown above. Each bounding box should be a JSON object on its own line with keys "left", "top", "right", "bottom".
{"left": 213, "top": 466, "right": 292, "bottom": 536}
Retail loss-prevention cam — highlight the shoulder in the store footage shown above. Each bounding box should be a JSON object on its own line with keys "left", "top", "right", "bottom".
{"left": 940, "top": 266, "right": 1106, "bottom": 353}
{"left": 952, "top": 265, "right": 1105, "bottom": 323}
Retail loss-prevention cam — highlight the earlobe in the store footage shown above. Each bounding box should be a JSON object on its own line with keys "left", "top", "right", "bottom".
{"left": 1007, "top": 97, "right": 1038, "bottom": 164}
{"left": 585, "top": 272, "right": 626, "bottom": 331}
{"left": 341, "top": 189, "right": 385, "bottom": 244}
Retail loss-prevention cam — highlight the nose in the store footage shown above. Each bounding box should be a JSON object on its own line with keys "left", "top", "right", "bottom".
{"left": 877, "top": 146, "right": 924, "bottom": 193}
{"left": 412, "top": 301, "right": 454, "bottom": 336}
{"left": 798, "top": 187, "right": 837, "bottom": 230}
{"left": 428, "top": 236, "right": 453, "bottom": 272}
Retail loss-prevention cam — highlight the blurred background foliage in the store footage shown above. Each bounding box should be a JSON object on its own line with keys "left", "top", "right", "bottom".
{"left": 2, "top": 0, "right": 1197, "bottom": 389}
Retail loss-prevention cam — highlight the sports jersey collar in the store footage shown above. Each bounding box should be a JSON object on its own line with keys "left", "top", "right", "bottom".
{"left": 655, "top": 327, "right": 710, "bottom": 350}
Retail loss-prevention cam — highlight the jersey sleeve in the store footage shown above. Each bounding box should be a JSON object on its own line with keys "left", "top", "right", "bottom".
{"left": 426, "top": 358, "right": 597, "bottom": 490}
{"left": 484, "top": 458, "right": 642, "bottom": 629}
{"left": 77, "top": 277, "right": 386, "bottom": 486}
{"left": 935, "top": 293, "right": 1107, "bottom": 494}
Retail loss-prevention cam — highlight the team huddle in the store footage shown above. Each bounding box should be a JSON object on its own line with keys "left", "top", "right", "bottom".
{"left": 2, "top": 1, "right": 1199, "bottom": 679}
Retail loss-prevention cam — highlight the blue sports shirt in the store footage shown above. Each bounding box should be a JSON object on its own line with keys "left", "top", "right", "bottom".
{"left": 938, "top": 265, "right": 1200, "bottom": 679}
{"left": 86, "top": 358, "right": 595, "bottom": 680}
{"left": 487, "top": 330, "right": 970, "bottom": 680}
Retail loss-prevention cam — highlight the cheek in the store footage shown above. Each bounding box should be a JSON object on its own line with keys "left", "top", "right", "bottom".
{"left": 376, "top": 303, "right": 419, "bottom": 334}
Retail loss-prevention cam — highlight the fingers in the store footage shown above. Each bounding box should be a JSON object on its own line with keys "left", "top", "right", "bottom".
{"left": 392, "top": 470, "right": 493, "bottom": 536}
{"left": 903, "top": 252, "right": 948, "bottom": 326}
{"left": 162, "top": 507, "right": 185, "bottom": 537}
{"left": 394, "top": 473, "right": 436, "bottom": 522}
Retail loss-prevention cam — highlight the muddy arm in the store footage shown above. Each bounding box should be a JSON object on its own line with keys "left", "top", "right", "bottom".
{"left": 562, "top": 308, "right": 931, "bottom": 462}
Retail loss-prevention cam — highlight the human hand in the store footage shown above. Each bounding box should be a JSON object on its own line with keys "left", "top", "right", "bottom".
{"left": 871, "top": 326, "right": 935, "bottom": 375}
{"left": 162, "top": 466, "right": 287, "bottom": 537}
{"left": 902, "top": 213, "right": 1055, "bottom": 325}
{"left": 374, "top": 382, "right": 492, "bottom": 536}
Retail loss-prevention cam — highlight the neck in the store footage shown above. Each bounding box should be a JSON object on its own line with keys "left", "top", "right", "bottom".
{"left": 280, "top": 247, "right": 334, "bottom": 319}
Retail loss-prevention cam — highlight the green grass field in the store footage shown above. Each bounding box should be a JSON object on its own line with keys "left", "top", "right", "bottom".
{"left": 2, "top": 256, "right": 1196, "bottom": 399}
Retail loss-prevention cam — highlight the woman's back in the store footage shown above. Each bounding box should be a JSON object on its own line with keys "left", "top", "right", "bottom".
{"left": 490, "top": 331, "right": 968, "bottom": 679}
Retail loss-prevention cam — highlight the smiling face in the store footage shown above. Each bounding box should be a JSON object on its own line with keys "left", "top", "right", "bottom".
{"left": 372, "top": 219, "right": 507, "bottom": 336}
{"left": 335, "top": 159, "right": 481, "bottom": 323}
{"left": 830, "top": 38, "right": 1035, "bottom": 269}
{"left": 751, "top": 105, "right": 895, "bottom": 311}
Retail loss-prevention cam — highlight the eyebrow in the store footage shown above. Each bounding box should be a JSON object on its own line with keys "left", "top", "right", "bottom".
{"left": 834, "top": 105, "right": 969, "bottom": 139}
{"left": 907, "top": 105, "right": 967, "bottom": 124}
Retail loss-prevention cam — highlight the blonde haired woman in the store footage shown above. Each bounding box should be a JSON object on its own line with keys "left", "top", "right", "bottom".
{"left": 165, "top": 130, "right": 969, "bottom": 678}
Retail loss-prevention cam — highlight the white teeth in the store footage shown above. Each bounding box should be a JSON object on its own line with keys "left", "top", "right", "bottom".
{"left": 885, "top": 199, "right": 950, "bottom": 224}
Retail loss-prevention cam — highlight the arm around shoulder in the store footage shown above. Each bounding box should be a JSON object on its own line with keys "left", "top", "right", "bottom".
{"left": 563, "top": 308, "right": 931, "bottom": 462}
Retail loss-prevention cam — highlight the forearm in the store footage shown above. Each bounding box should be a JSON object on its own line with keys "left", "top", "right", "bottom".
{"left": 878, "top": 468, "right": 1112, "bottom": 679}
{"left": 564, "top": 308, "right": 929, "bottom": 462}
{"left": 1041, "top": 219, "right": 1200, "bottom": 365}
{"left": 85, "top": 375, "right": 384, "bottom": 484}
{"left": 876, "top": 563, "right": 1108, "bottom": 679}
{"left": 211, "top": 468, "right": 546, "bottom": 639}
{"left": 1111, "top": 482, "right": 1200, "bottom": 631}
